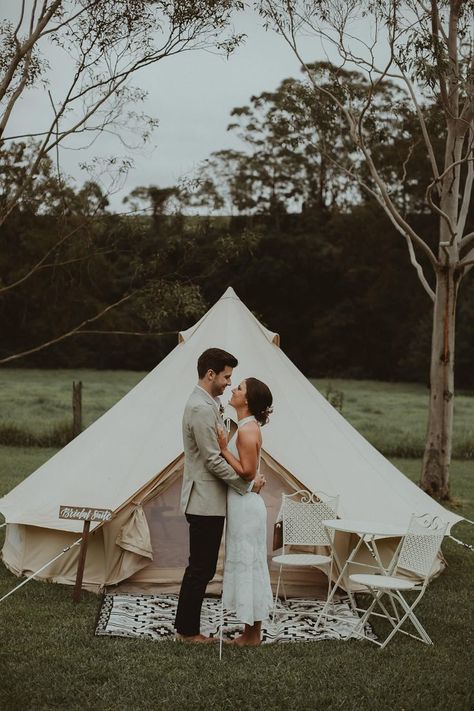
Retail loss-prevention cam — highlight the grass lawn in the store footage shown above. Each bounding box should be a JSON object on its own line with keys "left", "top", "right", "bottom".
{"left": 0, "top": 370, "right": 473, "bottom": 457}
{"left": 314, "top": 378, "right": 474, "bottom": 458}
{"left": 0, "top": 447, "right": 473, "bottom": 711}
{"left": 0, "top": 369, "right": 143, "bottom": 442}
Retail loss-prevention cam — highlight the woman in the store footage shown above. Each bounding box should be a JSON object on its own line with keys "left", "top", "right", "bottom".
{"left": 217, "top": 377, "right": 274, "bottom": 647}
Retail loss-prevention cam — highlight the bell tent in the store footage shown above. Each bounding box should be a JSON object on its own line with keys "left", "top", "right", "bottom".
{"left": 0, "top": 287, "right": 462, "bottom": 595}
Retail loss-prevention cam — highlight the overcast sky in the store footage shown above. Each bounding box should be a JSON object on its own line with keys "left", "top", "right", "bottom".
{"left": 4, "top": 3, "right": 374, "bottom": 211}
{"left": 114, "top": 9, "right": 307, "bottom": 211}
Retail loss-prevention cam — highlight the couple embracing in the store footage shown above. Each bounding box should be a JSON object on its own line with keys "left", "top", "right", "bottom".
{"left": 175, "top": 348, "right": 274, "bottom": 646}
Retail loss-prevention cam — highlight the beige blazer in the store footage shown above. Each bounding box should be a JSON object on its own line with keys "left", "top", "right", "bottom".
{"left": 180, "top": 386, "right": 248, "bottom": 516}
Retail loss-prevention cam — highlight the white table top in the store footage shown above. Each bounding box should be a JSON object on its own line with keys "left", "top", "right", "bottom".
{"left": 322, "top": 519, "right": 408, "bottom": 537}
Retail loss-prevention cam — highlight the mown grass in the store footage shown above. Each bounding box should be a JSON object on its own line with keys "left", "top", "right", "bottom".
{"left": 315, "top": 378, "right": 474, "bottom": 458}
{"left": 0, "top": 370, "right": 473, "bottom": 457}
{"left": 0, "top": 446, "right": 473, "bottom": 710}
{"left": 0, "top": 368, "right": 142, "bottom": 432}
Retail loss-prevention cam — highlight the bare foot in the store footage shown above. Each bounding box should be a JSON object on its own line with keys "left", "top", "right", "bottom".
{"left": 175, "top": 633, "right": 218, "bottom": 644}
{"left": 231, "top": 634, "right": 261, "bottom": 647}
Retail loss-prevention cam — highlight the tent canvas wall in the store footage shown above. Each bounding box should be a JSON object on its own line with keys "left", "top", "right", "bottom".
{"left": 0, "top": 288, "right": 462, "bottom": 595}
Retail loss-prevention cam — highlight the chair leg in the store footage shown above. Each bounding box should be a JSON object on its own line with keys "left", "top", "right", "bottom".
{"left": 373, "top": 592, "right": 400, "bottom": 632}
{"left": 326, "top": 559, "right": 334, "bottom": 613}
{"left": 348, "top": 586, "right": 387, "bottom": 641}
{"left": 354, "top": 587, "right": 432, "bottom": 649}
{"left": 379, "top": 591, "right": 432, "bottom": 649}
{"left": 397, "top": 591, "right": 432, "bottom": 643}
{"left": 386, "top": 587, "right": 401, "bottom": 624}
{"left": 280, "top": 571, "right": 288, "bottom": 604}
{"left": 312, "top": 561, "right": 335, "bottom": 633}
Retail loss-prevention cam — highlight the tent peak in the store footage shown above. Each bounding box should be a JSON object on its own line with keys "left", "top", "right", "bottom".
{"left": 178, "top": 286, "right": 280, "bottom": 346}
{"left": 220, "top": 286, "right": 239, "bottom": 300}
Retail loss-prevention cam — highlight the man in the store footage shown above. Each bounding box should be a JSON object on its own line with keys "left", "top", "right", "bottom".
{"left": 175, "top": 347, "right": 265, "bottom": 643}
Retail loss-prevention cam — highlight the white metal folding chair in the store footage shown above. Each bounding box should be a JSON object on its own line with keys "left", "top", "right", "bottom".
{"left": 272, "top": 489, "right": 339, "bottom": 622}
{"left": 348, "top": 513, "right": 448, "bottom": 649}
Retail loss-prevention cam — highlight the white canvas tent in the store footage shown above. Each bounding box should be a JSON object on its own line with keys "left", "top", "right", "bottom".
{"left": 0, "top": 287, "right": 462, "bottom": 595}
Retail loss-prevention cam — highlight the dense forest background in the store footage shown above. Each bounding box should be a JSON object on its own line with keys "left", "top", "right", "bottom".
{"left": 1, "top": 66, "right": 473, "bottom": 387}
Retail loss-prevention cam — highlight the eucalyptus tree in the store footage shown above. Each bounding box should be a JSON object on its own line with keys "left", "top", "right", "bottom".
{"left": 190, "top": 62, "right": 421, "bottom": 226}
{"left": 259, "top": 0, "right": 474, "bottom": 499}
{"left": 190, "top": 67, "right": 359, "bottom": 217}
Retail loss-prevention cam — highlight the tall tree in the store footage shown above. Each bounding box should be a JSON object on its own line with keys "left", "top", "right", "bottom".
{"left": 259, "top": 0, "right": 474, "bottom": 499}
{"left": 0, "top": 151, "right": 208, "bottom": 366}
{"left": 0, "top": 0, "right": 243, "bottom": 359}
{"left": 190, "top": 68, "right": 361, "bottom": 217}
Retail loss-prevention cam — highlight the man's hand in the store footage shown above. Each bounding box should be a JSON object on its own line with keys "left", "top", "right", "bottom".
{"left": 216, "top": 425, "right": 228, "bottom": 453}
{"left": 252, "top": 471, "right": 266, "bottom": 494}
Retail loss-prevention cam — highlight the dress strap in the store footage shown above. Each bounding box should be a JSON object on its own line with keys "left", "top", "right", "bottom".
{"left": 237, "top": 415, "right": 257, "bottom": 428}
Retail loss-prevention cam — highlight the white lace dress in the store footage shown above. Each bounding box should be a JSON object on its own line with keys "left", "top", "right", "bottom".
{"left": 222, "top": 416, "right": 273, "bottom": 625}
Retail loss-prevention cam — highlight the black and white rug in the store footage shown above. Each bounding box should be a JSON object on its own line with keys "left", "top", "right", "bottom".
{"left": 95, "top": 594, "right": 375, "bottom": 643}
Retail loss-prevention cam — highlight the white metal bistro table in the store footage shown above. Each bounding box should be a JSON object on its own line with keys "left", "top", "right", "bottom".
{"left": 315, "top": 519, "right": 409, "bottom": 629}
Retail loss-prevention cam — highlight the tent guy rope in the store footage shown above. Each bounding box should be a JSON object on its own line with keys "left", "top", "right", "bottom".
{"left": 0, "top": 537, "right": 82, "bottom": 604}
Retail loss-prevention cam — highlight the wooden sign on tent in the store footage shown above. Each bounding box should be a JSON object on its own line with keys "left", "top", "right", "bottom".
{"left": 58, "top": 506, "right": 113, "bottom": 602}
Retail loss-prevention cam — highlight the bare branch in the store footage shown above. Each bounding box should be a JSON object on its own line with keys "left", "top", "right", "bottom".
{"left": 74, "top": 329, "right": 178, "bottom": 337}
{"left": 0, "top": 226, "right": 83, "bottom": 295}
{"left": 0, "top": 49, "right": 33, "bottom": 138}
{"left": 261, "top": 0, "right": 439, "bottom": 274}
{"left": 38, "top": 1, "right": 97, "bottom": 39}
{"left": 13, "top": 1, "right": 26, "bottom": 50}
{"left": 397, "top": 65, "right": 441, "bottom": 191}
{"left": 460, "top": 230, "right": 474, "bottom": 252}
{"left": 0, "top": 293, "right": 133, "bottom": 365}
{"left": 357, "top": 132, "right": 438, "bottom": 268}
{"left": 0, "top": 1, "right": 241, "bottom": 222}
{"left": 401, "top": 139, "right": 419, "bottom": 188}
{"left": 460, "top": 32, "right": 474, "bottom": 125}
{"left": 426, "top": 146, "right": 474, "bottom": 245}
{"left": 29, "top": 0, "right": 39, "bottom": 34}
{"left": 318, "top": 147, "right": 436, "bottom": 301}
{"left": 261, "top": 1, "right": 450, "bottom": 271}
{"left": 430, "top": 0, "right": 449, "bottom": 107}
{"left": 0, "top": 0, "right": 61, "bottom": 104}
{"left": 457, "top": 129, "right": 474, "bottom": 237}
{"left": 426, "top": 178, "right": 458, "bottom": 241}
{"left": 1, "top": 2, "right": 242, "bottom": 224}
{"left": 459, "top": 248, "right": 474, "bottom": 276}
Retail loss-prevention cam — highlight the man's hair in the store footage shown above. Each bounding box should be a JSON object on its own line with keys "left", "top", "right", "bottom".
{"left": 197, "top": 348, "right": 238, "bottom": 379}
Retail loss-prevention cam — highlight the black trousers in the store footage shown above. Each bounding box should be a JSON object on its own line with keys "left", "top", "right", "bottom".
{"left": 175, "top": 514, "right": 225, "bottom": 636}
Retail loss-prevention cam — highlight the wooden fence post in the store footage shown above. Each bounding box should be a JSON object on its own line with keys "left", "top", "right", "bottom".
{"left": 73, "top": 519, "right": 90, "bottom": 603}
{"left": 72, "top": 381, "right": 83, "bottom": 438}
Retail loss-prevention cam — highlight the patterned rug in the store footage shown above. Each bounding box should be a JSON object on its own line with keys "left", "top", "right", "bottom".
{"left": 95, "top": 594, "right": 375, "bottom": 643}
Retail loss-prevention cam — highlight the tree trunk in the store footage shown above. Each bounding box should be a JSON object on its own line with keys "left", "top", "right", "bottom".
{"left": 420, "top": 267, "right": 459, "bottom": 499}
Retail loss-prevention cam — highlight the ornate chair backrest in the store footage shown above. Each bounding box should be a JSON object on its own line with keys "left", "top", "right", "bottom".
{"left": 396, "top": 514, "right": 448, "bottom": 581}
{"left": 282, "top": 490, "right": 339, "bottom": 549}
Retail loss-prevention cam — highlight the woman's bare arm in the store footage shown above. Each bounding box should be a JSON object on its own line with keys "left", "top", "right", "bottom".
{"left": 218, "top": 425, "right": 260, "bottom": 481}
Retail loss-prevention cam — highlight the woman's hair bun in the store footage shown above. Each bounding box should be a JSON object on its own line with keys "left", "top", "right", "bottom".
{"left": 245, "top": 378, "right": 273, "bottom": 426}
{"left": 256, "top": 404, "right": 273, "bottom": 426}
